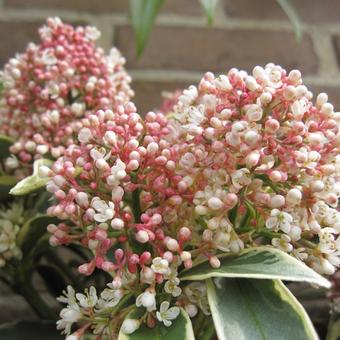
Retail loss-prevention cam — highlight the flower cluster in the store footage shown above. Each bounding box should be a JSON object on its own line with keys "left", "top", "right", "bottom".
{"left": 164, "top": 64, "right": 340, "bottom": 275}
{"left": 0, "top": 200, "right": 24, "bottom": 267}
{"left": 47, "top": 63, "right": 340, "bottom": 336}
{"left": 0, "top": 17, "right": 132, "bottom": 177}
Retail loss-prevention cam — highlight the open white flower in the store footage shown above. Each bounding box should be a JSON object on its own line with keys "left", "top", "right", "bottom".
{"left": 96, "top": 288, "right": 123, "bottom": 310}
{"left": 164, "top": 277, "right": 182, "bottom": 297}
{"left": 107, "top": 159, "right": 127, "bottom": 187}
{"left": 156, "top": 301, "right": 180, "bottom": 327}
{"left": 91, "top": 197, "right": 115, "bottom": 223}
{"left": 266, "top": 209, "right": 293, "bottom": 233}
{"left": 272, "top": 234, "right": 293, "bottom": 252}
{"left": 57, "top": 306, "right": 81, "bottom": 335}
{"left": 136, "top": 290, "right": 156, "bottom": 312}
{"left": 76, "top": 286, "right": 98, "bottom": 308}
{"left": 151, "top": 257, "right": 170, "bottom": 275}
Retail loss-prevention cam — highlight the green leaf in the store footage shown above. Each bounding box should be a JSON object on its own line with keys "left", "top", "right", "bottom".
{"left": 0, "top": 320, "right": 62, "bottom": 339}
{"left": 276, "top": 0, "right": 302, "bottom": 42}
{"left": 0, "top": 175, "right": 18, "bottom": 200}
{"left": 118, "top": 308, "right": 195, "bottom": 340}
{"left": 0, "top": 134, "right": 14, "bottom": 159}
{"left": 129, "top": 0, "right": 165, "bottom": 57}
{"left": 199, "top": 0, "right": 218, "bottom": 25}
{"left": 326, "top": 316, "right": 340, "bottom": 340}
{"left": 17, "top": 215, "right": 58, "bottom": 254}
{"left": 37, "top": 264, "right": 68, "bottom": 296}
{"left": 207, "top": 278, "right": 318, "bottom": 340}
{"left": 180, "top": 246, "right": 330, "bottom": 288}
{"left": 10, "top": 158, "right": 53, "bottom": 196}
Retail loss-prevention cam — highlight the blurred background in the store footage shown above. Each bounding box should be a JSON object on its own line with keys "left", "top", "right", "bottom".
{"left": 0, "top": 1, "right": 339, "bottom": 336}
{"left": 0, "top": 0, "right": 340, "bottom": 115}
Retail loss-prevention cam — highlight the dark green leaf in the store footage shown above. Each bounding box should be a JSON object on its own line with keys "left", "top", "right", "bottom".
{"left": 207, "top": 278, "right": 318, "bottom": 340}
{"left": 276, "top": 0, "right": 302, "bottom": 41}
{"left": 37, "top": 264, "right": 68, "bottom": 297}
{"left": 0, "top": 320, "right": 62, "bottom": 340}
{"left": 180, "top": 246, "right": 330, "bottom": 288}
{"left": 199, "top": 0, "right": 218, "bottom": 25}
{"left": 326, "top": 316, "right": 340, "bottom": 340}
{"left": 129, "top": 0, "right": 165, "bottom": 56}
{"left": 0, "top": 134, "right": 14, "bottom": 159}
{"left": 118, "top": 308, "right": 195, "bottom": 340}
{"left": 17, "top": 215, "right": 59, "bottom": 254}
{"left": 0, "top": 175, "right": 17, "bottom": 200}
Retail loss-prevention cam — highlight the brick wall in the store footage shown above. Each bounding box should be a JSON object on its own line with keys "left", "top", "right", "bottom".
{"left": 1, "top": 0, "right": 340, "bottom": 114}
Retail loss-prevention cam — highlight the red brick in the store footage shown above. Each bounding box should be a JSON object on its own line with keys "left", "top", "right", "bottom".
{"left": 115, "top": 26, "right": 318, "bottom": 75}
{"left": 224, "top": 0, "right": 340, "bottom": 24}
{"left": 4, "top": 0, "right": 202, "bottom": 16}
{"left": 0, "top": 21, "right": 41, "bottom": 65}
{"left": 132, "top": 80, "right": 190, "bottom": 115}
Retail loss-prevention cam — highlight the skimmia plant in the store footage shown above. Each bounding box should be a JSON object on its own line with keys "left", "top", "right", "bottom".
{"left": 0, "top": 18, "right": 339, "bottom": 340}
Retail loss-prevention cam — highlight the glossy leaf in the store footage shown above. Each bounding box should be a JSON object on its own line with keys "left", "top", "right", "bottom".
{"left": 180, "top": 246, "right": 330, "bottom": 288}
{"left": 129, "top": 0, "right": 164, "bottom": 56}
{"left": 276, "top": 0, "right": 302, "bottom": 41}
{"left": 0, "top": 175, "right": 17, "bottom": 200}
{"left": 118, "top": 308, "right": 195, "bottom": 340}
{"left": 0, "top": 134, "right": 14, "bottom": 159}
{"left": 200, "top": 0, "right": 218, "bottom": 25}
{"left": 207, "top": 278, "right": 318, "bottom": 340}
{"left": 10, "top": 158, "right": 53, "bottom": 196}
{"left": 17, "top": 215, "right": 58, "bottom": 254}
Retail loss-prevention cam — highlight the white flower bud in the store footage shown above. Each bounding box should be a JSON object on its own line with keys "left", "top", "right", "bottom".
{"left": 25, "top": 141, "right": 36, "bottom": 152}
{"left": 245, "top": 151, "right": 260, "bottom": 168}
{"left": 141, "top": 267, "right": 155, "bottom": 284}
{"left": 185, "top": 304, "right": 198, "bottom": 318}
{"left": 310, "top": 180, "right": 324, "bottom": 193}
{"left": 245, "top": 104, "right": 263, "bottom": 122}
{"left": 260, "top": 92, "right": 272, "bottom": 105}
{"left": 36, "top": 144, "right": 49, "bottom": 154}
{"left": 121, "top": 319, "right": 140, "bottom": 334}
{"left": 270, "top": 195, "right": 285, "bottom": 208}
{"left": 166, "top": 238, "right": 179, "bottom": 252}
{"left": 75, "top": 192, "right": 89, "bottom": 207}
{"left": 286, "top": 188, "right": 302, "bottom": 205}
{"left": 208, "top": 197, "right": 223, "bottom": 210}
{"left": 180, "top": 251, "right": 191, "bottom": 261}
{"left": 316, "top": 93, "right": 328, "bottom": 109}
{"left": 78, "top": 128, "right": 92, "bottom": 144}
{"left": 5, "top": 156, "right": 19, "bottom": 170}
{"left": 136, "top": 230, "right": 149, "bottom": 243}
{"left": 209, "top": 256, "right": 221, "bottom": 268}
{"left": 111, "top": 218, "right": 125, "bottom": 230}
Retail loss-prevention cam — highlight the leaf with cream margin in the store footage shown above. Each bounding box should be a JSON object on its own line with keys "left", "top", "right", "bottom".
{"left": 207, "top": 278, "right": 318, "bottom": 340}
{"left": 180, "top": 246, "right": 330, "bottom": 288}
{"left": 118, "top": 308, "right": 195, "bottom": 340}
{"left": 10, "top": 159, "right": 53, "bottom": 196}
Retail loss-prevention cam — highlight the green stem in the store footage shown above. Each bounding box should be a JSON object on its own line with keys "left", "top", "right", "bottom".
{"left": 131, "top": 189, "right": 142, "bottom": 223}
